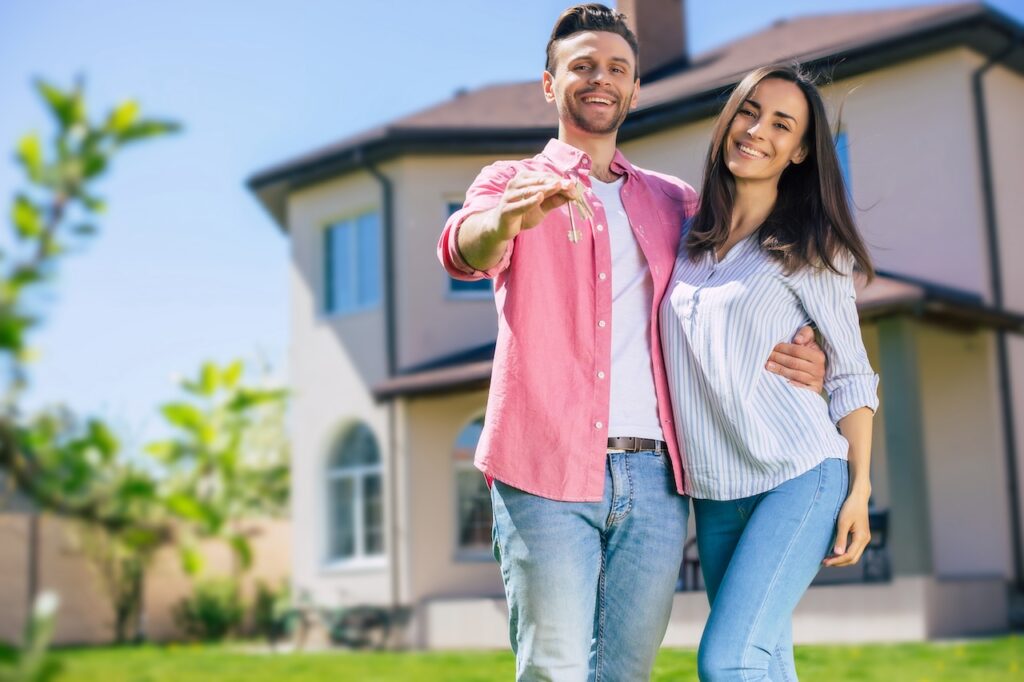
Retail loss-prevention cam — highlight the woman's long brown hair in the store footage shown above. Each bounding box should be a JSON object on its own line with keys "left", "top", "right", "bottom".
{"left": 686, "top": 64, "right": 874, "bottom": 280}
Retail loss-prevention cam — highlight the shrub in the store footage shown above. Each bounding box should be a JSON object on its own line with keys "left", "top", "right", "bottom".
{"left": 173, "top": 579, "right": 243, "bottom": 642}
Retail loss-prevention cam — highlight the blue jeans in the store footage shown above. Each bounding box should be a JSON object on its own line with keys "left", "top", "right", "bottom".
{"left": 490, "top": 450, "right": 690, "bottom": 682}
{"left": 694, "top": 458, "right": 848, "bottom": 682}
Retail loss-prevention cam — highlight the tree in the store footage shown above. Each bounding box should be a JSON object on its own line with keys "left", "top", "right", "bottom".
{"left": 0, "top": 79, "right": 290, "bottom": 644}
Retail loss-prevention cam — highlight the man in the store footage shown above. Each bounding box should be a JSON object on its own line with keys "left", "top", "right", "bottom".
{"left": 438, "top": 5, "right": 825, "bottom": 680}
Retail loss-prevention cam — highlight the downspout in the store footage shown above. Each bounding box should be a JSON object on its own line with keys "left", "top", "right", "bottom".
{"left": 358, "top": 150, "right": 403, "bottom": 612}
{"left": 972, "top": 31, "right": 1023, "bottom": 593}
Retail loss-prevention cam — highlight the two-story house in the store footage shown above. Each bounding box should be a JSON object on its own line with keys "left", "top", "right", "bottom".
{"left": 248, "top": 0, "right": 1024, "bottom": 648}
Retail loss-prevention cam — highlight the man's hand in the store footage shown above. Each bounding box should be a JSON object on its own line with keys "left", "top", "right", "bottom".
{"left": 493, "top": 171, "right": 580, "bottom": 241}
{"left": 458, "top": 170, "right": 579, "bottom": 271}
{"left": 766, "top": 325, "right": 826, "bottom": 392}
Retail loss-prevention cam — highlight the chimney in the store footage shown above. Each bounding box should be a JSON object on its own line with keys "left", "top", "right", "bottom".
{"left": 617, "top": 0, "right": 688, "bottom": 79}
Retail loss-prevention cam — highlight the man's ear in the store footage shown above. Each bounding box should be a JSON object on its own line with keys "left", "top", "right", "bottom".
{"left": 542, "top": 71, "right": 556, "bottom": 103}
{"left": 629, "top": 78, "right": 640, "bottom": 110}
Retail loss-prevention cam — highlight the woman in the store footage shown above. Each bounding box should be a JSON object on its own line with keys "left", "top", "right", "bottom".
{"left": 660, "top": 64, "right": 878, "bottom": 681}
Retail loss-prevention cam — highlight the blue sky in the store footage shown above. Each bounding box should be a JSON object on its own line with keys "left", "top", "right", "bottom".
{"left": 1, "top": 0, "right": 1022, "bottom": 447}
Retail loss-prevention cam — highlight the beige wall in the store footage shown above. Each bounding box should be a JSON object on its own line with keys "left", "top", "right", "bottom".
{"left": 389, "top": 155, "right": 504, "bottom": 370}
{"left": 985, "top": 62, "right": 1024, "bottom": 567}
{"left": 0, "top": 515, "right": 290, "bottom": 645}
{"left": 917, "top": 325, "right": 1012, "bottom": 578}
{"left": 287, "top": 171, "right": 393, "bottom": 607}
{"left": 404, "top": 390, "right": 503, "bottom": 603}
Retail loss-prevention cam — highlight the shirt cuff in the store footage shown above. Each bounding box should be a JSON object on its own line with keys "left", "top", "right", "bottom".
{"left": 828, "top": 374, "right": 880, "bottom": 424}
{"left": 446, "top": 211, "right": 512, "bottom": 279}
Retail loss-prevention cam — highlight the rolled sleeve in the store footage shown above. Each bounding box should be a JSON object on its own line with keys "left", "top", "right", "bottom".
{"left": 437, "top": 161, "right": 518, "bottom": 281}
{"left": 794, "top": 255, "right": 880, "bottom": 424}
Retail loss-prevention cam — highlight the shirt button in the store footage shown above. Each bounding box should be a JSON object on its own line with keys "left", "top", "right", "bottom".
{"left": 598, "top": 320, "right": 606, "bottom": 328}
{"left": 597, "top": 371, "right": 606, "bottom": 379}
{"left": 596, "top": 224, "right": 604, "bottom": 232}
{"left": 595, "top": 421, "right": 604, "bottom": 429}
{"left": 598, "top": 272, "right": 607, "bottom": 280}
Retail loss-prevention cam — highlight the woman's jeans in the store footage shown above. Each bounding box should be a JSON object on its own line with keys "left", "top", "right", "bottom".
{"left": 694, "top": 457, "right": 849, "bottom": 682}
{"left": 490, "top": 450, "right": 690, "bottom": 682}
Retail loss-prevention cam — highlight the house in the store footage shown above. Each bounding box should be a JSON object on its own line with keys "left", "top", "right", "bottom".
{"left": 247, "top": 0, "right": 1024, "bottom": 648}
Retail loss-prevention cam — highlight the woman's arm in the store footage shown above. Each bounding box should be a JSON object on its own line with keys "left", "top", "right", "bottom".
{"left": 793, "top": 255, "right": 879, "bottom": 567}
{"left": 824, "top": 407, "right": 873, "bottom": 567}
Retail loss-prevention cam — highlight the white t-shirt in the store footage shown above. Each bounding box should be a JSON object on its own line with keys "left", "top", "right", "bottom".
{"left": 589, "top": 176, "right": 665, "bottom": 442}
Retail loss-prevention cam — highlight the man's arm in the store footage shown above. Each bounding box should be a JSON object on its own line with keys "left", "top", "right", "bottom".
{"left": 458, "top": 171, "right": 578, "bottom": 271}
{"left": 766, "top": 325, "right": 826, "bottom": 392}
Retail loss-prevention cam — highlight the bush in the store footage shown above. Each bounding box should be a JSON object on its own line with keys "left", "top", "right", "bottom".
{"left": 173, "top": 579, "right": 243, "bottom": 642}
{"left": 251, "top": 580, "right": 294, "bottom": 644}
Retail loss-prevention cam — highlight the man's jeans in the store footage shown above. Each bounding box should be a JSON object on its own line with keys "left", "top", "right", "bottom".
{"left": 694, "top": 457, "right": 849, "bottom": 682}
{"left": 490, "top": 450, "right": 690, "bottom": 682}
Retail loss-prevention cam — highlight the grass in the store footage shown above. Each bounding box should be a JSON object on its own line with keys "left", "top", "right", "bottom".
{"left": 49, "top": 636, "right": 1021, "bottom": 681}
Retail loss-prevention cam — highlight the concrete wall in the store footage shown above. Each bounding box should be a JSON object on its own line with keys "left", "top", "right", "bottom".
{"left": 287, "top": 170, "right": 393, "bottom": 607}
{"left": 985, "top": 61, "right": 1024, "bottom": 576}
{"left": 917, "top": 325, "right": 1012, "bottom": 578}
{"left": 0, "top": 514, "right": 290, "bottom": 645}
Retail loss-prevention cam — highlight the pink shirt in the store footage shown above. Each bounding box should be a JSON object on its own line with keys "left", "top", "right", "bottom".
{"left": 438, "top": 139, "right": 698, "bottom": 501}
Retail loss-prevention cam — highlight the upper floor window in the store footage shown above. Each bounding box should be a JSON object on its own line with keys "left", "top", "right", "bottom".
{"left": 324, "top": 212, "right": 381, "bottom": 315}
{"left": 446, "top": 202, "right": 492, "bottom": 299}
{"left": 453, "top": 415, "right": 491, "bottom": 555}
{"left": 327, "top": 422, "right": 384, "bottom": 562}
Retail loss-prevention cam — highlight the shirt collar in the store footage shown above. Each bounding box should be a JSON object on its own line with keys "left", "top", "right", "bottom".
{"left": 541, "top": 139, "right": 638, "bottom": 180}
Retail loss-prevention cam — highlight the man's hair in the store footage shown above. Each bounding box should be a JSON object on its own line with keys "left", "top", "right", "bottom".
{"left": 545, "top": 4, "right": 639, "bottom": 76}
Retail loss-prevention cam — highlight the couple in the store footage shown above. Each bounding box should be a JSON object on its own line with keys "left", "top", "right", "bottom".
{"left": 438, "top": 4, "right": 877, "bottom": 681}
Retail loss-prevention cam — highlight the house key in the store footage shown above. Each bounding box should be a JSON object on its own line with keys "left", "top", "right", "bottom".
{"left": 566, "top": 178, "right": 593, "bottom": 244}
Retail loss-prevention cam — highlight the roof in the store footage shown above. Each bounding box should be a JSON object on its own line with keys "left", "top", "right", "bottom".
{"left": 372, "top": 270, "right": 1024, "bottom": 400}
{"left": 248, "top": 2, "right": 1024, "bottom": 228}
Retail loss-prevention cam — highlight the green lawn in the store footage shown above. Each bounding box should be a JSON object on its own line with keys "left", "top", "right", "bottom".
{"left": 50, "top": 636, "right": 1020, "bottom": 682}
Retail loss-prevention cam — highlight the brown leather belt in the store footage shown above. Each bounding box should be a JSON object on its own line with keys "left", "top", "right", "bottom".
{"left": 607, "top": 436, "right": 667, "bottom": 453}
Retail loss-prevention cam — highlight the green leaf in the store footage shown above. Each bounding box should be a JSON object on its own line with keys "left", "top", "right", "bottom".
{"left": 221, "top": 360, "right": 244, "bottom": 389}
{"left": 200, "top": 362, "right": 219, "bottom": 396}
{"left": 144, "top": 440, "right": 180, "bottom": 462}
{"left": 34, "top": 79, "right": 75, "bottom": 129}
{"left": 180, "top": 545, "right": 205, "bottom": 576}
{"left": 229, "top": 534, "right": 253, "bottom": 570}
{"left": 161, "top": 403, "right": 206, "bottom": 434}
{"left": 106, "top": 100, "right": 140, "bottom": 135}
{"left": 166, "top": 493, "right": 206, "bottom": 521}
{"left": 80, "top": 193, "right": 106, "bottom": 214}
{"left": 16, "top": 133, "right": 44, "bottom": 182}
{"left": 116, "top": 119, "right": 181, "bottom": 144}
{"left": 86, "top": 420, "right": 118, "bottom": 458}
{"left": 81, "top": 152, "right": 108, "bottom": 180}
{"left": 228, "top": 388, "right": 288, "bottom": 412}
{"left": 12, "top": 194, "right": 44, "bottom": 239}
{"left": 121, "top": 527, "right": 160, "bottom": 550}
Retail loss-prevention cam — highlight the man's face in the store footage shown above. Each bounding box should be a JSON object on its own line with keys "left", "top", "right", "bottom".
{"left": 543, "top": 31, "right": 639, "bottom": 137}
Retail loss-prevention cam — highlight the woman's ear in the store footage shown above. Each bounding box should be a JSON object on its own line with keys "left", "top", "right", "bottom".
{"left": 791, "top": 143, "right": 809, "bottom": 165}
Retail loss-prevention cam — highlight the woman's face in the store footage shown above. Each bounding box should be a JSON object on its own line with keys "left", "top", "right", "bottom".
{"left": 723, "top": 78, "right": 810, "bottom": 185}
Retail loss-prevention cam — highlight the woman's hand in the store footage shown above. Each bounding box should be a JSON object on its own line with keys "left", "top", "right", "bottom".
{"left": 823, "top": 487, "right": 871, "bottom": 567}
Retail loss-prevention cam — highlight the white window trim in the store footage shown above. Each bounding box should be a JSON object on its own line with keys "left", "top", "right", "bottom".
{"left": 325, "top": 459, "right": 384, "bottom": 566}
{"left": 452, "top": 414, "right": 492, "bottom": 561}
{"left": 321, "top": 211, "right": 381, "bottom": 319}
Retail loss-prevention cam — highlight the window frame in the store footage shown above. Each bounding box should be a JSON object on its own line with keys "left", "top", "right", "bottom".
{"left": 323, "top": 422, "right": 387, "bottom": 572}
{"left": 322, "top": 209, "right": 382, "bottom": 318}
{"left": 452, "top": 413, "right": 493, "bottom": 562}
{"left": 443, "top": 200, "right": 494, "bottom": 301}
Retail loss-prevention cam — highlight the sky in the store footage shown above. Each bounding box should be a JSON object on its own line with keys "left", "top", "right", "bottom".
{"left": 1, "top": 0, "right": 1022, "bottom": 448}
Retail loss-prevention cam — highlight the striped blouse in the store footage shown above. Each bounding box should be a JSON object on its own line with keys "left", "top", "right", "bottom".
{"left": 659, "top": 230, "right": 879, "bottom": 500}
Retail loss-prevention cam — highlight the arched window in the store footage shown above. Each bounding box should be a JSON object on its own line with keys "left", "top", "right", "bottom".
{"left": 327, "top": 422, "right": 384, "bottom": 561}
{"left": 453, "top": 416, "right": 491, "bottom": 553}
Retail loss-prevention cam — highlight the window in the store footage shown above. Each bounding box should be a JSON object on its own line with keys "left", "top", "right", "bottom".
{"left": 327, "top": 422, "right": 384, "bottom": 562}
{"left": 835, "top": 131, "right": 852, "bottom": 195}
{"left": 445, "top": 202, "right": 492, "bottom": 298}
{"left": 454, "top": 416, "right": 492, "bottom": 554}
{"left": 324, "top": 212, "right": 381, "bottom": 315}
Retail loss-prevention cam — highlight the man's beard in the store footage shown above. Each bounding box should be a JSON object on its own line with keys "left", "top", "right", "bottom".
{"left": 563, "top": 90, "right": 631, "bottom": 135}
